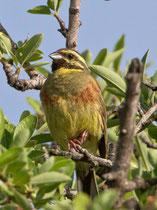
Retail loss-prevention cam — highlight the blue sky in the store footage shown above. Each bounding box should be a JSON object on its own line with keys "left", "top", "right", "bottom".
{"left": 0, "top": 0, "right": 157, "bottom": 125}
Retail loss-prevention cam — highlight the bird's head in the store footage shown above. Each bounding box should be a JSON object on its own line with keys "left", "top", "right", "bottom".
{"left": 49, "top": 48, "right": 89, "bottom": 72}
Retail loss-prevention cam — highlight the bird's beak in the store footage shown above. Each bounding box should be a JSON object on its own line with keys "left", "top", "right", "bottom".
{"left": 49, "top": 52, "right": 63, "bottom": 60}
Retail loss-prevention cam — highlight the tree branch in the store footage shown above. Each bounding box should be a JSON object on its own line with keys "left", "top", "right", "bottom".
{"left": 2, "top": 61, "right": 45, "bottom": 91}
{"left": 143, "top": 81, "right": 157, "bottom": 91}
{"left": 54, "top": 14, "right": 68, "bottom": 38}
{"left": 49, "top": 145, "right": 112, "bottom": 168}
{"left": 102, "top": 58, "right": 143, "bottom": 206}
{"left": 140, "top": 132, "right": 157, "bottom": 149}
{"left": 66, "top": 0, "right": 81, "bottom": 50}
{"left": 134, "top": 103, "right": 157, "bottom": 135}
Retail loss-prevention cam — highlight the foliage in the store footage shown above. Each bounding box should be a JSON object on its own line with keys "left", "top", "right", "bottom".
{"left": 1, "top": 1, "right": 157, "bottom": 210}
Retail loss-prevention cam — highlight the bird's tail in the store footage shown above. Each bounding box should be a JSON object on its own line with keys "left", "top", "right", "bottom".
{"left": 76, "top": 169, "right": 98, "bottom": 200}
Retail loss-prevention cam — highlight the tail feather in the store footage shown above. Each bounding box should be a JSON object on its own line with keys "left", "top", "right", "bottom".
{"left": 76, "top": 169, "right": 98, "bottom": 200}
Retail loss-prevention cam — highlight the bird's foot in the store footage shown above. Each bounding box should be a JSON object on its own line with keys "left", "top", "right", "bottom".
{"left": 68, "top": 130, "right": 88, "bottom": 152}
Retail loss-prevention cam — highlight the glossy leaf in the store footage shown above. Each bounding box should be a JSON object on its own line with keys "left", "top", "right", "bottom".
{"left": 93, "top": 48, "right": 107, "bottom": 65}
{"left": 19, "top": 34, "right": 43, "bottom": 66}
{"left": 47, "top": 0, "right": 58, "bottom": 11}
{"left": 25, "top": 61, "right": 50, "bottom": 70}
{"left": 27, "top": 5, "right": 51, "bottom": 15}
{"left": 108, "top": 130, "right": 118, "bottom": 142}
{"left": 30, "top": 171, "right": 71, "bottom": 185}
{"left": 0, "top": 148, "right": 22, "bottom": 168}
{"left": 26, "top": 97, "right": 43, "bottom": 115}
{"left": 107, "top": 119, "right": 120, "bottom": 128}
{"left": 90, "top": 65, "right": 126, "bottom": 94}
{"left": 10, "top": 51, "right": 18, "bottom": 65}
{"left": 74, "top": 193, "right": 90, "bottom": 210}
{"left": 26, "top": 53, "right": 43, "bottom": 62}
{"left": 19, "top": 110, "right": 31, "bottom": 122}
{"left": 11, "top": 115, "right": 37, "bottom": 147}
{"left": 0, "top": 32, "right": 12, "bottom": 55}
{"left": 81, "top": 50, "right": 93, "bottom": 66}
{"left": 0, "top": 109, "right": 5, "bottom": 142}
{"left": 103, "top": 48, "right": 124, "bottom": 68}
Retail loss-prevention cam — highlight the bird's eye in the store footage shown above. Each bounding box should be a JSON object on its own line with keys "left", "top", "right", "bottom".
{"left": 68, "top": 54, "right": 73, "bottom": 59}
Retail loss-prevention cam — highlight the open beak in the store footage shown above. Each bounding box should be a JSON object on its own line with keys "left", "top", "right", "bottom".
{"left": 49, "top": 52, "right": 63, "bottom": 60}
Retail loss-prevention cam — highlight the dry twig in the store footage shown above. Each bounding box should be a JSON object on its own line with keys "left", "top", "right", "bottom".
{"left": 134, "top": 103, "right": 157, "bottom": 135}
{"left": 50, "top": 146, "right": 112, "bottom": 168}
{"left": 143, "top": 81, "right": 157, "bottom": 91}
{"left": 140, "top": 132, "right": 157, "bottom": 149}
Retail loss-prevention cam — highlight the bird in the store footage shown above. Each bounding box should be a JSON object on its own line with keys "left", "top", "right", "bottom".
{"left": 40, "top": 48, "right": 107, "bottom": 199}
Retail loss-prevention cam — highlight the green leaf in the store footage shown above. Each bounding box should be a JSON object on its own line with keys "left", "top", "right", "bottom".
{"left": 107, "top": 119, "right": 120, "bottom": 128}
{"left": 108, "top": 130, "right": 118, "bottom": 142}
{"left": 113, "top": 34, "right": 125, "bottom": 70}
{"left": 13, "top": 189, "right": 32, "bottom": 210}
{"left": 34, "top": 122, "right": 49, "bottom": 136}
{"left": 0, "top": 148, "right": 22, "bottom": 168}
{"left": 0, "top": 32, "right": 12, "bottom": 55}
{"left": 30, "top": 171, "right": 71, "bottom": 185}
{"left": 28, "top": 133, "right": 53, "bottom": 146}
{"left": 74, "top": 193, "right": 90, "bottom": 210}
{"left": 10, "top": 51, "right": 18, "bottom": 66}
{"left": 13, "top": 170, "right": 30, "bottom": 186}
{"left": 19, "top": 110, "right": 31, "bottom": 122}
{"left": 93, "top": 48, "right": 107, "bottom": 65}
{"left": 47, "top": 0, "right": 58, "bottom": 11}
{"left": 81, "top": 50, "right": 93, "bottom": 66}
{"left": 7, "top": 160, "right": 26, "bottom": 174}
{"left": 19, "top": 34, "right": 44, "bottom": 66}
{"left": 25, "top": 61, "right": 50, "bottom": 70}
{"left": 36, "top": 66, "right": 50, "bottom": 78}
{"left": 148, "top": 149, "right": 157, "bottom": 167}
{"left": 148, "top": 125, "right": 157, "bottom": 140}
{"left": 39, "top": 157, "right": 55, "bottom": 174}
{"left": 103, "top": 48, "right": 125, "bottom": 68}
{"left": 0, "top": 109, "right": 5, "bottom": 142}
{"left": 0, "top": 180, "right": 13, "bottom": 196}
{"left": 51, "top": 159, "right": 75, "bottom": 176}
{"left": 91, "top": 190, "right": 117, "bottom": 210}
{"left": 90, "top": 65, "right": 126, "bottom": 94}
{"left": 141, "top": 49, "right": 150, "bottom": 72}
{"left": 56, "top": 0, "right": 64, "bottom": 12}
{"left": 1, "top": 123, "right": 15, "bottom": 148}
{"left": 105, "top": 87, "right": 125, "bottom": 98}
{"left": 26, "top": 97, "right": 43, "bottom": 115}
{"left": 27, "top": 5, "right": 51, "bottom": 15}
{"left": 26, "top": 52, "right": 43, "bottom": 62}
{"left": 11, "top": 115, "right": 37, "bottom": 147}
{"left": 28, "top": 150, "right": 44, "bottom": 160}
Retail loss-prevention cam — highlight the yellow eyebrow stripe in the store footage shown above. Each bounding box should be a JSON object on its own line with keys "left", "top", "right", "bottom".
{"left": 56, "top": 68, "right": 83, "bottom": 75}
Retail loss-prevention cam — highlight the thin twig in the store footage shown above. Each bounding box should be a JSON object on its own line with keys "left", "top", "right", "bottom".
{"left": 54, "top": 14, "right": 68, "bottom": 38}
{"left": 137, "top": 102, "right": 144, "bottom": 117}
{"left": 134, "top": 103, "right": 157, "bottom": 135}
{"left": 66, "top": 0, "right": 81, "bottom": 50}
{"left": 123, "top": 176, "right": 157, "bottom": 192}
{"left": 140, "top": 132, "right": 157, "bottom": 149}
{"left": 49, "top": 146, "right": 112, "bottom": 168}
{"left": 107, "top": 102, "right": 124, "bottom": 117}
{"left": 143, "top": 81, "right": 157, "bottom": 91}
